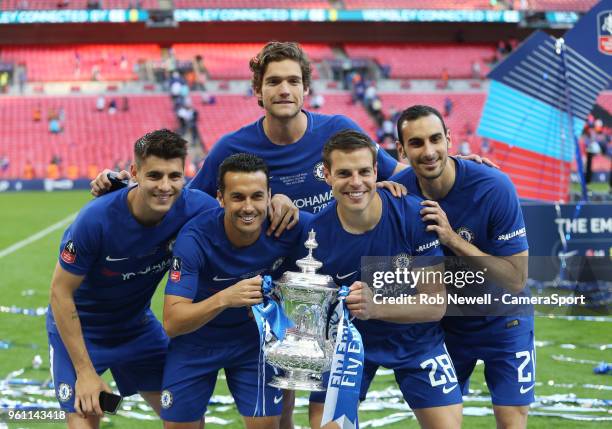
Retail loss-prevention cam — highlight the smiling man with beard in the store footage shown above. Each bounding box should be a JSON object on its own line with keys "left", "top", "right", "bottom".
{"left": 391, "top": 105, "right": 532, "bottom": 429}
{"left": 160, "top": 153, "right": 311, "bottom": 429}
{"left": 47, "top": 130, "right": 218, "bottom": 429}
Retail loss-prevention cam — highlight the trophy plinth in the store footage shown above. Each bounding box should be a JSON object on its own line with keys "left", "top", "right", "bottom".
{"left": 264, "top": 230, "right": 338, "bottom": 391}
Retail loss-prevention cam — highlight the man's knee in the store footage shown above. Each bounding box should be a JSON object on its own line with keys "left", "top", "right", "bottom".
{"left": 493, "top": 405, "right": 529, "bottom": 429}
{"left": 67, "top": 412, "right": 100, "bottom": 429}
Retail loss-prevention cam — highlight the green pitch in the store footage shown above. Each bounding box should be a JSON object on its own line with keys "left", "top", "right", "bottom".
{"left": 0, "top": 191, "right": 609, "bottom": 428}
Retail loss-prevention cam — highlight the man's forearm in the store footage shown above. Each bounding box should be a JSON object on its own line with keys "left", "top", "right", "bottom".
{"left": 50, "top": 289, "right": 94, "bottom": 374}
{"left": 164, "top": 294, "right": 226, "bottom": 338}
{"left": 446, "top": 235, "right": 527, "bottom": 293}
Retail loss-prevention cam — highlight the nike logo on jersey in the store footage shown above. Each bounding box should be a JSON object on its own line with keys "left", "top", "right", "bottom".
{"left": 520, "top": 384, "right": 535, "bottom": 394}
{"left": 442, "top": 384, "right": 458, "bottom": 394}
{"left": 273, "top": 395, "right": 283, "bottom": 405}
{"left": 106, "top": 256, "right": 129, "bottom": 262}
{"left": 336, "top": 271, "right": 357, "bottom": 280}
{"left": 213, "top": 275, "right": 236, "bottom": 282}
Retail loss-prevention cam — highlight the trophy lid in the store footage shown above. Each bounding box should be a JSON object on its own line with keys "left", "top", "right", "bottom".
{"left": 277, "top": 229, "right": 336, "bottom": 290}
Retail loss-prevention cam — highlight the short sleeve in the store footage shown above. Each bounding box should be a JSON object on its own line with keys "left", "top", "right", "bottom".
{"left": 186, "top": 138, "right": 230, "bottom": 196}
{"left": 164, "top": 231, "right": 204, "bottom": 300}
{"left": 58, "top": 215, "right": 100, "bottom": 276}
{"left": 488, "top": 175, "right": 529, "bottom": 256}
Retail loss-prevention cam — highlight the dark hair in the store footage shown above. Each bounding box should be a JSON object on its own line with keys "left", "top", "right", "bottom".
{"left": 322, "top": 129, "right": 377, "bottom": 169}
{"left": 396, "top": 105, "right": 448, "bottom": 145}
{"left": 249, "top": 41, "right": 312, "bottom": 107}
{"left": 218, "top": 153, "right": 269, "bottom": 194}
{"left": 134, "top": 129, "right": 187, "bottom": 166}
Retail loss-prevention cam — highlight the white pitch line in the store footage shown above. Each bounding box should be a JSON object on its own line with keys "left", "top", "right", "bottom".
{"left": 0, "top": 213, "right": 77, "bottom": 259}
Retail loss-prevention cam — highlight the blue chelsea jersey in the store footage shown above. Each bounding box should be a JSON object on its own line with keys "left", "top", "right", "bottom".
{"left": 187, "top": 111, "right": 398, "bottom": 214}
{"left": 46, "top": 187, "right": 218, "bottom": 339}
{"left": 165, "top": 207, "right": 312, "bottom": 346}
{"left": 390, "top": 157, "right": 532, "bottom": 336}
{"left": 293, "top": 189, "right": 445, "bottom": 347}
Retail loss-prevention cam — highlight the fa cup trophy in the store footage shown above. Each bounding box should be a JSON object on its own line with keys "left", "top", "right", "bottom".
{"left": 264, "top": 230, "right": 338, "bottom": 391}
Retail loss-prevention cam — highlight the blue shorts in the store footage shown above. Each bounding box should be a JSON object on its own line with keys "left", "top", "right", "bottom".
{"left": 160, "top": 339, "right": 282, "bottom": 423}
{"left": 310, "top": 337, "right": 462, "bottom": 409}
{"left": 48, "top": 321, "right": 168, "bottom": 413}
{"left": 445, "top": 330, "right": 536, "bottom": 406}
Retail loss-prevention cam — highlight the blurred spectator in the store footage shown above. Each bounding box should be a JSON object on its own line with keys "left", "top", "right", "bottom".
{"left": 471, "top": 60, "right": 482, "bottom": 80}
{"left": 58, "top": 107, "right": 65, "bottom": 122}
{"left": 33, "top": 105, "right": 42, "bottom": 122}
{"left": 364, "top": 82, "right": 377, "bottom": 106}
{"left": 87, "top": 0, "right": 101, "bottom": 10}
{"left": 0, "top": 72, "right": 8, "bottom": 93}
{"left": 57, "top": 0, "right": 69, "bottom": 8}
{"left": 377, "top": 117, "right": 395, "bottom": 147}
{"left": 96, "top": 95, "right": 105, "bottom": 112}
{"left": 87, "top": 164, "right": 99, "bottom": 180}
{"left": 121, "top": 96, "right": 130, "bottom": 112}
{"left": 370, "top": 98, "right": 384, "bottom": 125}
{"left": 129, "top": 0, "right": 143, "bottom": 9}
{"left": 23, "top": 160, "right": 35, "bottom": 180}
{"left": 49, "top": 118, "right": 62, "bottom": 134}
{"left": 310, "top": 92, "right": 325, "bottom": 110}
{"left": 47, "top": 160, "right": 60, "bottom": 179}
{"left": 201, "top": 91, "right": 216, "bottom": 105}
{"left": 0, "top": 155, "right": 9, "bottom": 176}
{"left": 444, "top": 97, "right": 453, "bottom": 117}
{"left": 16, "top": 66, "right": 27, "bottom": 94}
{"left": 459, "top": 140, "right": 472, "bottom": 156}
{"left": 108, "top": 99, "right": 117, "bottom": 115}
{"left": 67, "top": 165, "right": 79, "bottom": 180}
{"left": 440, "top": 68, "right": 449, "bottom": 88}
{"left": 480, "top": 138, "right": 491, "bottom": 155}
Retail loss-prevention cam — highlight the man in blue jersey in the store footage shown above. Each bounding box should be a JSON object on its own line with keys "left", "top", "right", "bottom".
{"left": 392, "top": 105, "right": 532, "bottom": 429}
{"left": 303, "top": 130, "right": 462, "bottom": 429}
{"left": 91, "top": 42, "right": 404, "bottom": 227}
{"left": 47, "top": 129, "right": 218, "bottom": 428}
{"left": 160, "top": 153, "right": 310, "bottom": 429}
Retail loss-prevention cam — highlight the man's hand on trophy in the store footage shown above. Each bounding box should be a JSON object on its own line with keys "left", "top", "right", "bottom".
{"left": 345, "top": 281, "right": 377, "bottom": 320}
{"left": 219, "top": 276, "right": 264, "bottom": 308}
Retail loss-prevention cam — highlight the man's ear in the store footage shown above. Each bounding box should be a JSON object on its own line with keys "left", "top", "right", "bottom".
{"left": 130, "top": 164, "right": 138, "bottom": 182}
{"left": 396, "top": 140, "right": 406, "bottom": 160}
{"left": 446, "top": 129, "right": 452, "bottom": 149}
{"left": 323, "top": 165, "right": 332, "bottom": 187}
{"left": 304, "top": 85, "right": 310, "bottom": 98}
{"left": 216, "top": 190, "right": 224, "bottom": 207}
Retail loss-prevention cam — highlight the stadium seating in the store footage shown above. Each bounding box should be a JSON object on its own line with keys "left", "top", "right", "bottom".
{"left": 344, "top": 43, "right": 495, "bottom": 79}
{"left": 1, "top": 95, "right": 174, "bottom": 179}
{"left": 521, "top": 0, "right": 598, "bottom": 12}
{"left": 343, "top": 0, "right": 492, "bottom": 10}
{"left": 173, "top": 0, "right": 330, "bottom": 8}
{"left": 0, "top": 44, "right": 161, "bottom": 82}
{"left": 0, "top": 0, "right": 158, "bottom": 10}
{"left": 171, "top": 43, "right": 334, "bottom": 80}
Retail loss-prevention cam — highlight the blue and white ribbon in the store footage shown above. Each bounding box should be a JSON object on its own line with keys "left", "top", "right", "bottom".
{"left": 321, "top": 285, "right": 364, "bottom": 429}
{"left": 251, "top": 275, "right": 294, "bottom": 416}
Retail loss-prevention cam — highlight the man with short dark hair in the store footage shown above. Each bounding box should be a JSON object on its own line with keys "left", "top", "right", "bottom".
{"left": 392, "top": 105, "right": 532, "bottom": 429}
{"left": 304, "top": 129, "right": 462, "bottom": 429}
{"left": 160, "top": 153, "right": 311, "bottom": 429}
{"left": 47, "top": 129, "right": 218, "bottom": 429}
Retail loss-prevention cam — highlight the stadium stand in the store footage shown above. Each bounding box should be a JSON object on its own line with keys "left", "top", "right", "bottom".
{"left": 0, "top": 44, "right": 161, "bottom": 82}
{"left": 173, "top": 0, "right": 331, "bottom": 8}
{"left": 522, "top": 0, "right": 598, "bottom": 12}
{"left": 344, "top": 43, "right": 495, "bottom": 79}
{"left": 1, "top": 95, "right": 174, "bottom": 179}
{"left": 171, "top": 43, "right": 334, "bottom": 80}
{"left": 0, "top": 0, "right": 158, "bottom": 10}
{"left": 343, "top": 0, "right": 492, "bottom": 10}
